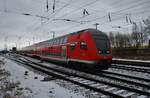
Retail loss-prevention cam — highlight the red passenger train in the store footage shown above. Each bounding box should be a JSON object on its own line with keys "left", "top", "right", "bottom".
{"left": 21, "top": 28, "right": 112, "bottom": 69}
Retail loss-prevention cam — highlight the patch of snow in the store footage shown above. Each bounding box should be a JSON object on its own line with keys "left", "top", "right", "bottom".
{"left": 1, "top": 56, "right": 86, "bottom": 98}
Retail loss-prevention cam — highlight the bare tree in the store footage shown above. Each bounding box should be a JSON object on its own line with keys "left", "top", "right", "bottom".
{"left": 109, "top": 32, "right": 115, "bottom": 47}
{"left": 143, "top": 16, "right": 150, "bottom": 35}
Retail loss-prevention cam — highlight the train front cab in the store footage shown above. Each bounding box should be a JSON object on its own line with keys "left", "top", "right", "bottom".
{"left": 67, "top": 29, "right": 112, "bottom": 69}
{"left": 90, "top": 29, "right": 112, "bottom": 69}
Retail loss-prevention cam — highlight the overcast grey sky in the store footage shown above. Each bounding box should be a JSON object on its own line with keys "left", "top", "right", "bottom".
{"left": 0, "top": 0, "right": 150, "bottom": 49}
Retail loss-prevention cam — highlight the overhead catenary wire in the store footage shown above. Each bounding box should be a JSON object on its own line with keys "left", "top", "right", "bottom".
{"left": 34, "top": 0, "right": 150, "bottom": 36}
{"left": 43, "top": 0, "right": 100, "bottom": 25}
{"left": 76, "top": 1, "right": 150, "bottom": 26}
{"left": 78, "top": 0, "right": 150, "bottom": 22}
{"left": 42, "top": 0, "right": 73, "bottom": 24}
{"left": 42, "top": 0, "right": 150, "bottom": 32}
{"left": 64, "top": 0, "right": 150, "bottom": 25}
{"left": 60, "top": 8, "right": 150, "bottom": 33}
{"left": 45, "top": 0, "right": 148, "bottom": 24}
{"left": 1, "top": 0, "right": 150, "bottom": 37}
{"left": 33, "top": 0, "right": 150, "bottom": 31}
{"left": 1, "top": 0, "right": 149, "bottom": 23}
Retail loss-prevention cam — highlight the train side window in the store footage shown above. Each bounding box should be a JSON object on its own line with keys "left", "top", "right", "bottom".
{"left": 53, "top": 40, "right": 55, "bottom": 45}
{"left": 51, "top": 41, "right": 53, "bottom": 45}
{"left": 60, "top": 38, "right": 63, "bottom": 44}
{"left": 64, "top": 37, "right": 67, "bottom": 43}
{"left": 61, "top": 38, "right": 64, "bottom": 44}
{"left": 52, "top": 40, "right": 54, "bottom": 45}
{"left": 61, "top": 37, "right": 67, "bottom": 44}
{"left": 57, "top": 39, "right": 59, "bottom": 45}
{"left": 55, "top": 40, "right": 57, "bottom": 45}
{"left": 57, "top": 39, "right": 60, "bottom": 45}
{"left": 49, "top": 41, "right": 50, "bottom": 45}
{"left": 55, "top": 40, "right": 57, "bottom": 44}
{"left": 55, "top": 39, "right": 58, "bottom": 45}
{"left": 70, "top": 43, "right": 76, "bottom": 51}
{"left": 80, "top": 41, "right": 87, "bottom": 49}
{"left": 54, "top": 40, "right": 56, "bottom": 45}
{"left": 50, "top": 41, "right": 52, "bottom": 45}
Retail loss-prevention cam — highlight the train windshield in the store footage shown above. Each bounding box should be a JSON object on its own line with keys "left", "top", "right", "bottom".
{"left": 93, "top": 35, "right": 110, "bottom": 50}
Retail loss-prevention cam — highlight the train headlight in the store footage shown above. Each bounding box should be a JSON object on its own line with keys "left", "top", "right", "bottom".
{"left": 106, "top": 50, "right": 110, "bottom": 53}
{"left": 99, "top": 50, "right": 102, "bottom": 54}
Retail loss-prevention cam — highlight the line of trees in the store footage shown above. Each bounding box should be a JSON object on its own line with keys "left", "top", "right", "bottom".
{"left": 109, "top": 16, "right": 150, "bottom": 48}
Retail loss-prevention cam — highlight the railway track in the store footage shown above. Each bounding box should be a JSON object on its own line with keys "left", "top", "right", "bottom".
{"left": 4, "top": 54, "right": 150, "bottom": 98}
{"left": 101, "top": 70, "right": 150, "bottom": 83}
{"left": 111, "top": 64, "right": 150, "bottom": 74}
{"left": 113, "top": 59, "right": 150, "bottom": 68}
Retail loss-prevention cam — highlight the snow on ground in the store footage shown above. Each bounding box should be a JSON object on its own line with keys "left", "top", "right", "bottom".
{"left": 0, "top": 56, "right": 86, "bottom": 98}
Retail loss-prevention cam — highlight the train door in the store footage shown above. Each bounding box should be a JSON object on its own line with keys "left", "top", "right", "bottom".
{"left": 61, "top": 46, "right": 67, "bottom": 59}
{"left": 78, "top": 41, "right": 88, "bottom": 59}
{"left": 67, "top": 34, "right": 80, "bottom": 59}
{"left": 69, "top": 42, "right": 78, "bottom": 59}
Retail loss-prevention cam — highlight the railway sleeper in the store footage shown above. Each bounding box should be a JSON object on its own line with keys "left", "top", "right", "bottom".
{"left": 8, "top": 55, "right": 150, "bottom": 98}
{"left": 137, "top": 95, "right": 148, "bottom": 98}
{"left": 105, "top": 87, "right": 117, "bottom": 92}
{"left": 122, "top": 92, "right": 137, "bottom": 98}
{"left": 113, "top": 90, "right": 126, "bottom": 95}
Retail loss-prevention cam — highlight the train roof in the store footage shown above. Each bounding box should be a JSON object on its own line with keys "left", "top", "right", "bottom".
{"left": 70, "top": 28, "right": 106, "bottom": 35}
{"left": 44, "top": 28, "right": 107, "bottom": 42}
{"left": 22, "top": 28, "right": 107, "bottom": 50}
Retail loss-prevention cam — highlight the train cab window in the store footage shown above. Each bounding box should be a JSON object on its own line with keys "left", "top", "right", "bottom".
{"left": 80, "top": 41, "right": 87, "bottom": 49}
{"left": 70, "top": 43, "right": 76, "bottom": 51}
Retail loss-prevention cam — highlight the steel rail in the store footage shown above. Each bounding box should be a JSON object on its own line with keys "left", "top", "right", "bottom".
{"left": 94, "top": 72, "right": 150, "bottom": 89}
{"left": 7, "top": 56, "right": 125, "bottom": 98}
{"left": 14, "top": 55, "right": 150, "bottom": 97}
{"left": 111, "top": 64, "right": 150, "bottom": 74}
{"left": 112, "top": 60, "right": 150, "bottom": 67}
{"left": 101, "top": 70, "right": 150, "bottom": 82}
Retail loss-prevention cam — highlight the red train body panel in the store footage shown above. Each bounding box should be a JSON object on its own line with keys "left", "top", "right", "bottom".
{"left": 20, "top": 29, "right": 112, "bottom": 69}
